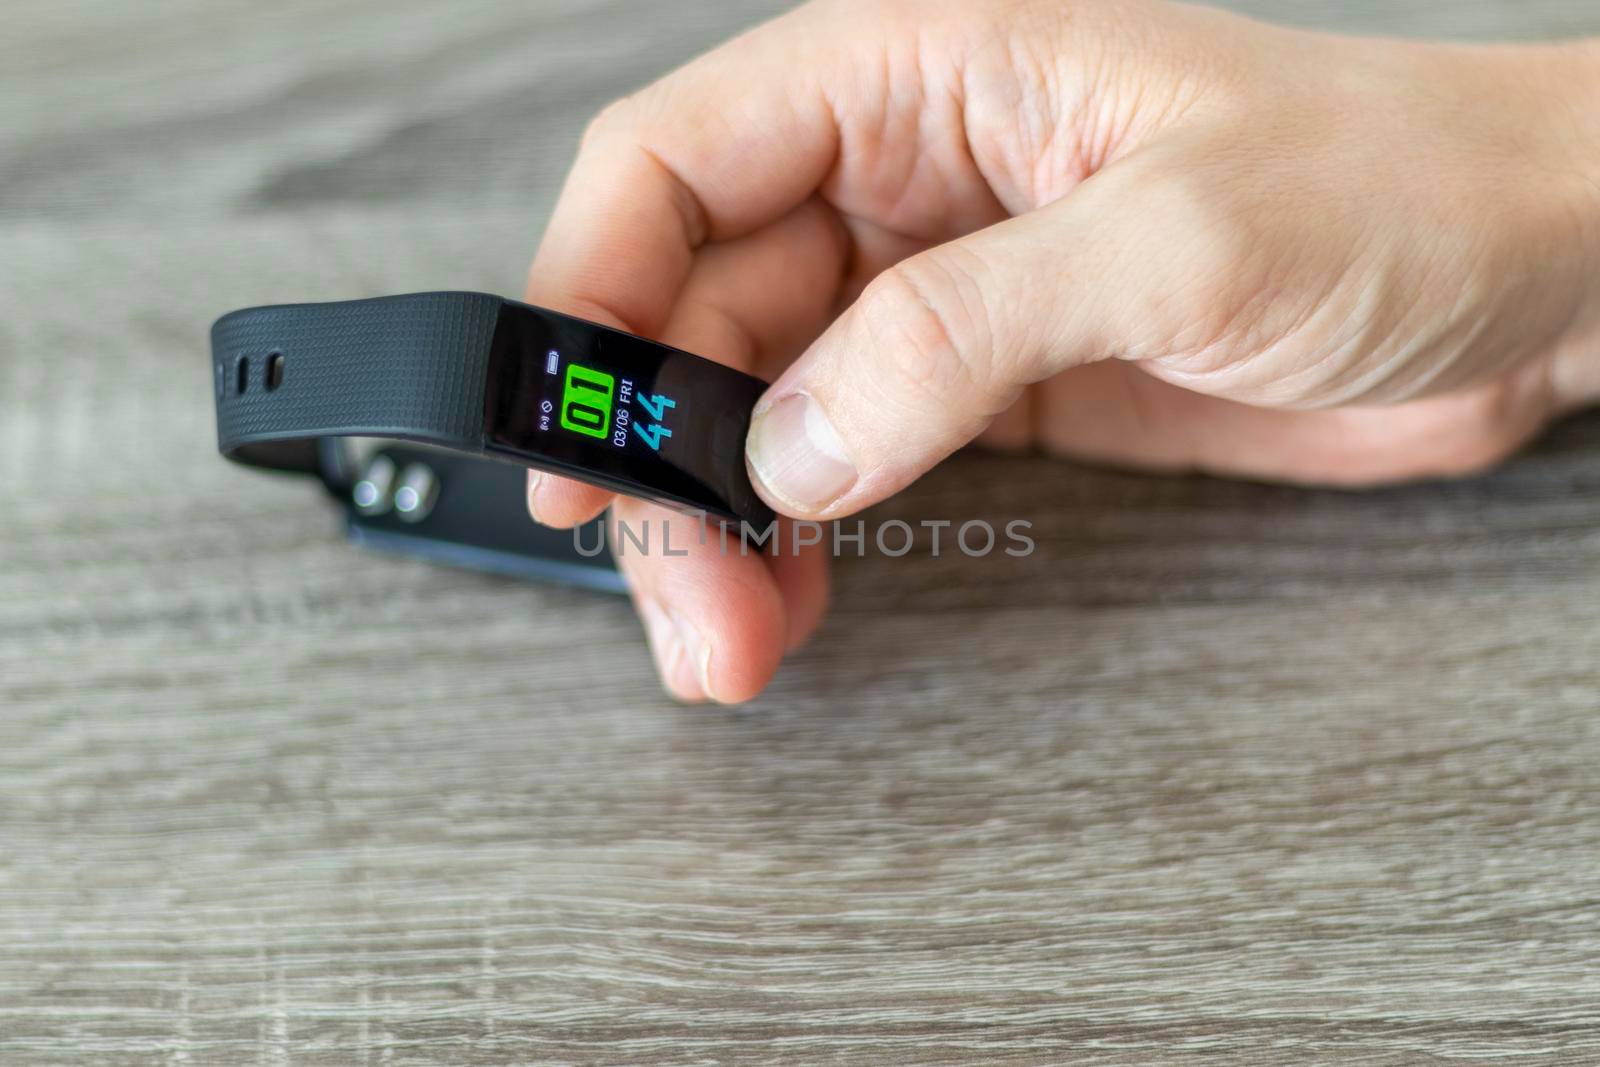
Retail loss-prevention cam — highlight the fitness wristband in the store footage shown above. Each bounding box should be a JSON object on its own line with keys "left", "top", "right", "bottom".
{"left": 211, "top": 291, "right": 774, "bottom": 526}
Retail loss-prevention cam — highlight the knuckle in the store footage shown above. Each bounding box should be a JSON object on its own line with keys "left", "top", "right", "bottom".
{"left": 1425, "top": 381, "right": 1542, "bottom": 479}
{"left": 1346, "top": 379, "right": 1549, "bottom": 486}
{"left": 859, "top": 254, "right": 997, "bottom": 411}
{"left": 581, "top": 95, "right": 637, "bottom": 150}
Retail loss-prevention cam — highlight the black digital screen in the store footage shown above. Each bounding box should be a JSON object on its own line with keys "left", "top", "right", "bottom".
{"left": 483, "top": 301, "right": 772, "bottom": 525}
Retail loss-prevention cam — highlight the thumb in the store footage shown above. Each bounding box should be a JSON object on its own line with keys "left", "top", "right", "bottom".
{"left": 745, "top": 196, "right": 1139, "bottom": 519}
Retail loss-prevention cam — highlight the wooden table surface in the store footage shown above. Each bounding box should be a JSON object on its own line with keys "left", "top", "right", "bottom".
{"left": 5, "top": 2, "right": 1600, "bottom": 1063}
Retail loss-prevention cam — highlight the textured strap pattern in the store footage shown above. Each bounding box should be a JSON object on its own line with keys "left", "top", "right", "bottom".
{"left": 212, "top": 292, "right": 502, "bottom": 467}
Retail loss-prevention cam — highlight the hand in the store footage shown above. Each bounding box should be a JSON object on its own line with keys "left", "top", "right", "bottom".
{"left": 524, "top": 0, "right": 1600, "bottom": 702}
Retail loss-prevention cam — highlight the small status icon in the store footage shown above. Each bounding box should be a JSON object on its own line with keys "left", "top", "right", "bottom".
{"left": 545, "top": 350, "right": 560, "bottom": 375}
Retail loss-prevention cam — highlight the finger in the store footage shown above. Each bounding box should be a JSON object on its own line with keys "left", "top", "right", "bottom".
{"left": 526, "top": 8, "right": 841, "bottom": 334}
{"left": 521, "top": 9, "right": 839, "bottom": 527}
{"left": 767, "top": 526, "right": 830, "bottom": 653}
{"left": 608, "top": 205, "right": 840, "bottom": 700}
{"left": 619, "top": 503, "right": 828, "bottom": 701}
{"left": 612, "top": 498, "right": 790, "bottom": 704}
{"left": 606, "top": 271, "right": 810, "bottom": 702}
{"left": 1038, "top": 361, "right": 1559, "bottom": 487}
{"left": 744, "top": 188, "right": 1140, "bottom": 519}
{"left": 526, "top": 470, "right": 609, "bottom": 529}
{"left": 661, "top": 197, "right": 850, "bottom": 382}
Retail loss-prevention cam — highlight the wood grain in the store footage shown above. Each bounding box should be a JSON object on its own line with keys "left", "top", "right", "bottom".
{"left": 4, "top": 1, "right": 1600, "bottom": 1063}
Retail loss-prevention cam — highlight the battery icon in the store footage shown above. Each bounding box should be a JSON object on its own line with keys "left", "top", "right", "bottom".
{"left": 545, "top": 350, "right": 560, "bottom": 375}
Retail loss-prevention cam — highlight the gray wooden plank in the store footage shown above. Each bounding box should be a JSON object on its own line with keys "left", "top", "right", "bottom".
{"left": 4, "top": 1, "right": 1600, "bottom": 1063}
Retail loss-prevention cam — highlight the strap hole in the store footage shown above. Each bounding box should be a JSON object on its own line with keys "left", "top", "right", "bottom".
{"left": 235, "top": 356, "right": 250, "bottom": 395}
{"left": 265, "top": 352, "right": 285, "bottom": 391}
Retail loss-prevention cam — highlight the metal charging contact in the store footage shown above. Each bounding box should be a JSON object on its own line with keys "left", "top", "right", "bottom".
{"left": 394, "top": 463, "right": 439, "bottom": 523}
{"left": 352, "top": 455, "right": 397, "bottom": 516}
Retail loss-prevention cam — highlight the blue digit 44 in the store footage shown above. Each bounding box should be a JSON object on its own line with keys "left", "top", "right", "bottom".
{"left": 632, "top": 393, "right": 676, "bottom": 451}
{"left": 638, "top": 393, "right": 674, "bottom": 421}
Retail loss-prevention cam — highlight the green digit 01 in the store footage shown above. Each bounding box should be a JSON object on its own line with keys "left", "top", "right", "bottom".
{"left": 559, "top": 363, "right": 615, "bottom": 439}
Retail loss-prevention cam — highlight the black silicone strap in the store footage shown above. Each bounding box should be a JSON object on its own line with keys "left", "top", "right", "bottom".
{"left": 212, "top": 292, "right": 502, "bottom": 472}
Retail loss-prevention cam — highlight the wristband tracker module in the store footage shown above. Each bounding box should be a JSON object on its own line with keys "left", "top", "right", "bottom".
{"left": 212, "top": 291, "right": 774, "bottom": 527}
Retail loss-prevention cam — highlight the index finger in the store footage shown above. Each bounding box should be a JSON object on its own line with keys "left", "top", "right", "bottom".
{"left": 523, "top": 7, "right": 844, "bottom": 525}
